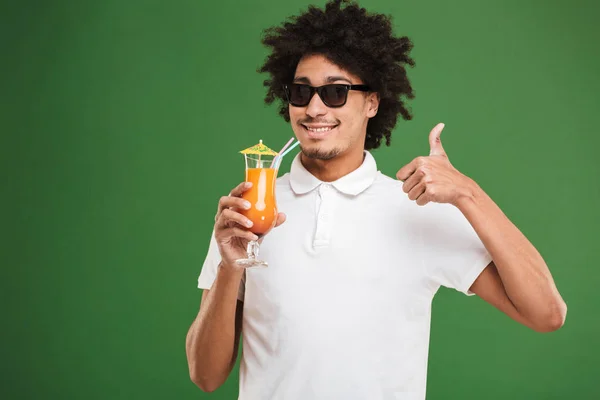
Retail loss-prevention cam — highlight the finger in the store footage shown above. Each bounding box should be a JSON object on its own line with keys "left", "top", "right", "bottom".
{"left": 215, "top": 182, "right": 251, "bottom": 219}
{"left": 217, "top": 209, "right": 254, "bottom": 230}
{"left": 274, "top": 212, "right": 286, "bottom": 228}
{"left": 416, "top": 192, "right": 430, "bottom": 206}
{"left": 408, "top": 181, "right": 426, "bottom": 202}
{"left": 416, "top": 185, "right": 436, "bottom": 206}
{"left": 428, "top": 123, "right": 447, "bottom": 157}
{"left": 218, "top": 195, "right": 251, "bottom": 216}
{"left": 217, "top": 227, "right": 258, "bottom": 242}
{"left": 396, "top": 159, "right": 417, "bottom": 182}
{"left": 402, "top": 168, "right": 425, "bottom": 194}
{"left": 230, "top": 181, "right": 253, "bottom": 198}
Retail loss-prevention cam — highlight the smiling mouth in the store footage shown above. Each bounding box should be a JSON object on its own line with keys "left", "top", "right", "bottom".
{"left": 301, "top": 124, "right": 339, "bottom": 134}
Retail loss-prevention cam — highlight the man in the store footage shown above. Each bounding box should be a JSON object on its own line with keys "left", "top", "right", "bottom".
{"left": 186, "top": 1, "right": 567, "bottom": 398}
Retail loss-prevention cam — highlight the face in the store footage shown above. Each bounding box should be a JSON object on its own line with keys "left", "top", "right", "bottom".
{"left": 288, "top": 54, "right": 379, "bottom": 161}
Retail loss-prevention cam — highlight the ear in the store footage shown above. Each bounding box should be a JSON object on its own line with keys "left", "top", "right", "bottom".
{"left": 366, "top": 92, "right": 380, "bottom": 118}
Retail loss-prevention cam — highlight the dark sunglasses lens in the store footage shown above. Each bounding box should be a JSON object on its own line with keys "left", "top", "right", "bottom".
{"left": 289, "top": 84, "right": 312, "bottom": 106}
{"left": 322, "top": 85, "right": 348, "bottom": 107}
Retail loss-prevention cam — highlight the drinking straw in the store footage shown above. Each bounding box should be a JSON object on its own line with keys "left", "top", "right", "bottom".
{"left": 270, "top": 137, "right": 295, "bottom": 168}
{"left": 274, "top": 140, "right": 301, "bottom": 169}
{"left": 279, "top": 140, "right": 300, "bottom": 158}
{"left": 278, "top": 137, "right": 296, "bottom": 157}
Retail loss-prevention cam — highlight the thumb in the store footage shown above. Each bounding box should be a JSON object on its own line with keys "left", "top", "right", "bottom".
{"left": 428, "top": 123, "right": 447, "bottom": 157}
{"left": 274, "top": 212, "right": 286, "bottom": 228}
{"left": 258, "top": 212, "right": 286, "bottom": 244}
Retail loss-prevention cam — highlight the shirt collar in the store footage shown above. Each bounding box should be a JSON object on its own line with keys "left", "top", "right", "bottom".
{"left": 289, "top": 151, "right": 378, "bottom": 196}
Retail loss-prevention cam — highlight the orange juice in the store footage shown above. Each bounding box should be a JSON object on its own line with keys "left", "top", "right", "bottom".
{"left": 241, "top": 167, "right": 277, "bottom": 236}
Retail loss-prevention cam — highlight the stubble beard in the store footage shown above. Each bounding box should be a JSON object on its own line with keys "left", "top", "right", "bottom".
{"left": 300, "top": 145, "right": 342, "bottom": 161}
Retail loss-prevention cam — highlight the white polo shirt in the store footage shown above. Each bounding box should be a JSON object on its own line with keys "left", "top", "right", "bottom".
{"left": 198, "top": 151, "right": 492, "bottom": 400}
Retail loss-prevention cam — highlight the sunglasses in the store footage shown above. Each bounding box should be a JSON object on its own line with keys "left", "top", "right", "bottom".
{"left": 283, "top": 83, "right": 370, "bottom": 108}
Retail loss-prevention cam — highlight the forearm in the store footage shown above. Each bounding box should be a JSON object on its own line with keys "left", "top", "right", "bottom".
{"left": 456, "top": 180, "right": 566, "bottom": 329}
{"left": 186, "top": 263, "right": 244, "bottom": 391}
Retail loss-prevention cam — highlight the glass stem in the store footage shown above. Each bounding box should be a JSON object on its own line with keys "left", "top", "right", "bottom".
{"left": 246, "top": 240, "right": 260, "bottom": 260}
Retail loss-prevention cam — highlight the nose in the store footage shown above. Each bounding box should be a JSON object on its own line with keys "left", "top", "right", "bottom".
{"left": 305, "top": 90, "right": 328, "bottom": 118}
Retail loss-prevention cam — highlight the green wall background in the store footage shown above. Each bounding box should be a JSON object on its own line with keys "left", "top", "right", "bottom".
{"left": 3, "top": 0, "right": 599, "bottom": 399}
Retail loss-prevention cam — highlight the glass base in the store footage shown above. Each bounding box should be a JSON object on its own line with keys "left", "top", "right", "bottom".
{"left": 235, "top": 258, "right": 269, "bottom": 269}
{"left": 234, "top": 240, "right": 268, "bottom": 269}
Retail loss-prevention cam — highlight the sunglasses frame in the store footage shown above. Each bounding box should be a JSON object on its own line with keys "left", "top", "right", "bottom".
{"left": 283, "top": 83, "right": 371, "bottom": 108}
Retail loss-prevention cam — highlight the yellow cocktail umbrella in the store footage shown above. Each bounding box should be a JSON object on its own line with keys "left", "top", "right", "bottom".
{"left": 239, "top": 140, "right": 278, "bottom": 156}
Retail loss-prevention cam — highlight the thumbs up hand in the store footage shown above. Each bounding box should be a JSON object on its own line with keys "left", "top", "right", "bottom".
{"left": 396, "top": 123, "right": 476, "bottom": 207}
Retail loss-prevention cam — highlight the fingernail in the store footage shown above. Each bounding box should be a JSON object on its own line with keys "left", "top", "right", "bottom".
{"left": 243, "top": 201, "right": 251, "bottom": 209}
{"left": 251, "top": 234, "right": 259, "bottom": 241}
{"left": 245, "top": 219, "right": 253, "bottom": 227}
{"left": 245, "top": 182, "right": 252, "bottom": 188}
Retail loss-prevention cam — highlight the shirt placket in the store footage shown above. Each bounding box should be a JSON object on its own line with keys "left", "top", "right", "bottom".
{"left": 314, "top": 183, "right": 334, "bottom": 248}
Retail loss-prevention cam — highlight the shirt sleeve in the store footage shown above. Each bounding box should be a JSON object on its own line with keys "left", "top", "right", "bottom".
{"left": 420, "top": 203, "right": 493, "bottom": 296}
{"left": 197, "top": 230, "right": 245, "bottom": 301}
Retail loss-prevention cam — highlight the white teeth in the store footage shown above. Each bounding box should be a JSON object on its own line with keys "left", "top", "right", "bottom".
{"left": 306, "top": 126, "right": 334, "bottom": 133}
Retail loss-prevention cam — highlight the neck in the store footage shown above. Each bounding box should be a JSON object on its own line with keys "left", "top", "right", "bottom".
{"left": 300, "top": 145, "right": 366, "bottom": 182}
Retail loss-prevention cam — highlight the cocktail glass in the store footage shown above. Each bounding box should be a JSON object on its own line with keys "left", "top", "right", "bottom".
{"left": 235, "top": 154, "right": 278, "bottom": 268}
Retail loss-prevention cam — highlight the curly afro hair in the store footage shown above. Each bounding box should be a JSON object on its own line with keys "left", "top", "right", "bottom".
{"left": 258, "top": 0, "right": 415, "bottom": 150}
